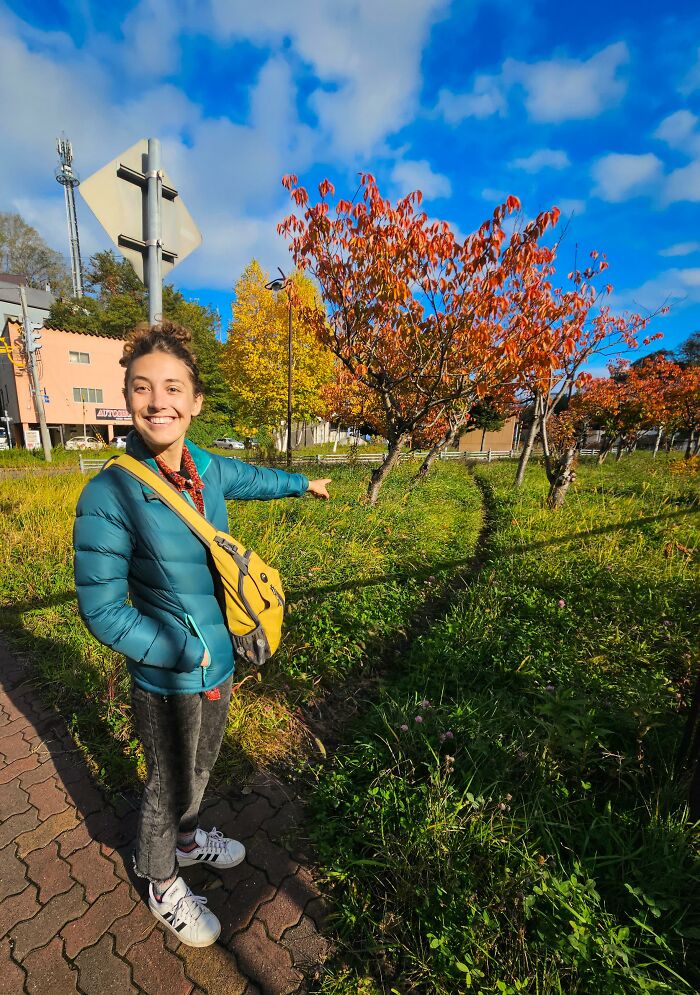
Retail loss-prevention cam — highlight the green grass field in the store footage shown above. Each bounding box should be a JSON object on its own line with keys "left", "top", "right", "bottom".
{"left": 0, "top": 453, "right": 698, "bottom": 993}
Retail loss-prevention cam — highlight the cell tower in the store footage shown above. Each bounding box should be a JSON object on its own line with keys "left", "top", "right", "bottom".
{"left": 55, "top": 137, "right": 84, "bottom": 297}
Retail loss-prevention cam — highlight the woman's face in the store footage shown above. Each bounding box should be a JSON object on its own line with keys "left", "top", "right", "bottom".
{"left": 124, "top": 351, "right": 202, "bottom": 455}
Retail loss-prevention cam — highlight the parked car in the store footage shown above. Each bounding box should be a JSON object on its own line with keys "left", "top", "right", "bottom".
{"left": 113, "top": 436, "right": 128, "bottom": 449}
{"left": 212, "top": 437, "right": 245, "bottom": 450}
{"left": 65, "top": 435, "right": 105, "bottom": 451}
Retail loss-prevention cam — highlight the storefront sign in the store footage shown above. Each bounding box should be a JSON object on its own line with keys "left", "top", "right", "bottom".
{"left": 24, "top": 428, "right": 41, "bottom": 449}
{"left": 95, "top": 407, "right": 132, "bottom": 422}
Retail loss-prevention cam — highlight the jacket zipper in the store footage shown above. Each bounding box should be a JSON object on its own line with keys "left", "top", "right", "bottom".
{"left": 185, "top": 614, "right": 209, "bottom": 688}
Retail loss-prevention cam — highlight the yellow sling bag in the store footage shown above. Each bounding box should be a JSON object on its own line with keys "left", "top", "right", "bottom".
{"left": 105, "top": 453, "right": 284, "bottom": 667}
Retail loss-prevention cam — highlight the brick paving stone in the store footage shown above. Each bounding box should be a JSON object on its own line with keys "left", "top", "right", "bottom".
{"left": 25, "top": 840, "right": 75, "bottom": 903}
{"left": 56, "top": 819, "right": 92, "bottom": 858}
{"left": 67, "top": 779, "right": 104, "bottom": 818}
{"left": 0, "top": 842, "right": 30, "bottom": 902}
{"left": 67, "top": 840, "right": 120, "bottom": 902}
{"left": 228, "top": 796, "right": 275, "bottom": 841}
{"left": 26, "top": 776, "right": 69, "bottom": 821}
{"left": 245, "top": 832, "right": 299, "bottom": 886}
{"left": 62, "top": 881, "right": 135, "bottom": 959}
{"left": 101, "top": 843, "right": 132, "bottom": 882}
{"left": 230, "top": 920, "right": 303, "bottom": 995}
{"left": 0, "top": 883, "right": 40, "bottom": 940}
{"left": 0, "top": 806, "right": 40, "bottom": 850}
{"left": 0, "top": 777, "right": 30, "bottom": 821}
{"left": 109, "top": 900, "right": 156, "bottom": 956}
{"left": 18, "top": 759, "right": 61, "bottom": 789}
{"left": 0, "top": 713, "right": 34, "bottom": 740}
{"left": 304, "top": 895, "right": 329, "bottom": 932}
{"left": 130, "top": 929, "right": 194, "bottom": 995}
{"left": 0, "top": 935, "right": 26, "bottom": 994}
{"left": 16, "top": 807, "right": 79, "bottom": 858}
{"left": 220, "top": 867, "right": 276, "bottom": 938}
{"left": 255, "top": 882, "right": 307, "bottom": 942}
{"left": 0, "top": 752, "right": 40, "bottom": 785}
{"left": 261, "top": 800, "right": 304, "bottom": 843}
{"left": 177, "top": 941, "right": 249, "bottom": 995}
{"left": 282, "top": 913, "right": 330, "bottom": 972}
{"left": 23, "top": 937, "right": 80, "bottom": 995}
{"left": 75, "top": 933, "right": 138, "bottom": 995}
{"left": 10, "top": 882, "right": 87, "bottom": 962}
{"left": 0, "top": 689, "right": 42, "bottom": 725}
{"left": 0, "top": 731, "right": 33, "bottom": 764}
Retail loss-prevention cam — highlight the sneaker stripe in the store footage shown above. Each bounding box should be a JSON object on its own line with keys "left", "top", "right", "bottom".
{"left": 175, "top": 921, "right": 187, "bottom": 932}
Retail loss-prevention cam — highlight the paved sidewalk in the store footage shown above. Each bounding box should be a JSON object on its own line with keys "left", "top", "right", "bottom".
{"left": 0, "top": 642, "right": 330, "bottom": 994}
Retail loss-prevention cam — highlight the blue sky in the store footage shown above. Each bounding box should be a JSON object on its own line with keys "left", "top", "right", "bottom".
{"left": 2, "top": 0, "right": 700, "bottom": 364}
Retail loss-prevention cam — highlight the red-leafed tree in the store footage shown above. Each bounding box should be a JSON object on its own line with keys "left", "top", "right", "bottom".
{"left": 279, "top": 173, "right": 558, "bottom": 503}
{"left": 513, "top": 251, "right": 662, "bottom": 507}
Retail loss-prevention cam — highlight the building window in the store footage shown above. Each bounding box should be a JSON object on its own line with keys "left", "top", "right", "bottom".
{"left": 69, "top": 351, "right": 90, "bottom": 364}
{"left": 73, "top": 387, "right": 104, "bottom": 403}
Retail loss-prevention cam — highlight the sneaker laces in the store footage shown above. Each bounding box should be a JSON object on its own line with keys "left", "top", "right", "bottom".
{"left": 170, "top": 887, "right": 209, "bottom": 926}
{"left": 201, "top": 827, "right": 228, "bottom": 853}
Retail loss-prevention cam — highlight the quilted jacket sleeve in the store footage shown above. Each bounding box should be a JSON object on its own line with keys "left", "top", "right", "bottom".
{"left": 215, "top": 455, "right": 309, "bottom": 501}
{"left": 73, "top": 475, "right": 203, "bottom": 672}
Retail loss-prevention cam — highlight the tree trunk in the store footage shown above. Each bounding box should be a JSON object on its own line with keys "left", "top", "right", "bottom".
{"left": 615, "top": 437, "right": 624, "bottom": 462}
{"left": 685, "top": 430, "right": 696, "bottom": 459}
{"left": 480, "top": 427, "right": 487, "bottom": 451}
{"left": 546, "top": 447, "right": 578, "bottom": 510}
{"left": 366, "top": 433, "right": 408, "bottom": 505}
{"left": 653, "top": 425, "right": 663, "bottom": 459}
{"left": 693, "top": 434, "right": 700, "bottom": 457}
{"left": 411, "top": 424, "right": 461, "bottom": 486}
{"left": 514, "top": 399, "right": 541, "bottom": 488}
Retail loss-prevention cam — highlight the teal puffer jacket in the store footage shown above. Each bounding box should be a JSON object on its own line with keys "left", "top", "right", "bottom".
{"left": 73, "top": 433, "right": 308, "bottom": 694}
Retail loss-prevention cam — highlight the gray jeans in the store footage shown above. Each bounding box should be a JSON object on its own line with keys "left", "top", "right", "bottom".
{"left": 130, "top": 676, "right": 233, "bottom": 883}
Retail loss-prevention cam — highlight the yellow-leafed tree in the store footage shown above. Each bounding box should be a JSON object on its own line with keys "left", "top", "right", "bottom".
{"left": 223, "top": 260, "right": 334, "bottom": 437}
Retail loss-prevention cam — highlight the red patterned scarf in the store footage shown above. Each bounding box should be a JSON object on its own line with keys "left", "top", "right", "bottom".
{"left": 154, "top": 445, "right": 205, "bottom": 515}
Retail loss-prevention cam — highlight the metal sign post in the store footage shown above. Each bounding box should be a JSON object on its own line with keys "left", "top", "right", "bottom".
{"left": 19, "top": 285, "right": 52, "bottom": 462}
{"left": 79, "top": 138, "right": 201, "bottom": 326}
{"left": 146, "top": 139, "right": 163, "bottom": 325}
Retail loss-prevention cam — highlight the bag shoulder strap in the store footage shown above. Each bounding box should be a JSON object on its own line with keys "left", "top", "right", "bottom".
{"left": 104, "top": 453, "right": 218, "bottom": 546}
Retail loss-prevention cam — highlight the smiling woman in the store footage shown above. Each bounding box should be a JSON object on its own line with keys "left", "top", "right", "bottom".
{"left": 73, "top": 320, "right": 330, "bottom": 947}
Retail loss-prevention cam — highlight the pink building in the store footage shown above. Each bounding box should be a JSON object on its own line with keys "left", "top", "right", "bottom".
{"left": 0, "top": 320, "right": 132, "bottom": 447}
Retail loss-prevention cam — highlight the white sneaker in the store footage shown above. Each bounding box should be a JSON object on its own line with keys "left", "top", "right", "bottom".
{"left": 148, "top": 876, "right": 221, "bottom": 947}
{"left": 176, "top": 826, "right": 246, "bottom": 868}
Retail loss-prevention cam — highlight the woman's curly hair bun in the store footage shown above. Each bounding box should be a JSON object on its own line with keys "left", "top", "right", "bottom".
{"left": 120, "top": 321, "right": 205, "bottom": 396}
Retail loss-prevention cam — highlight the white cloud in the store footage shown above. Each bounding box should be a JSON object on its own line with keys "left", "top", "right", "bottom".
{"left": 390, "top": 159, "right": 451, "bottom": 199}
{"left": 207, "top": 0, "right": 450, "bottom": 156}
{"left": 557, "top": 198, "right": 586, "bottom": 216}
{"left": 612, "top": 267, "right": 700, "bottom": 313}
{"left": 437, "top": 41, "right": 629, "bottom": 126}
{"left": 659, "top": 241, "right": 700, "bottom": 257}
{"left": 664, "top": 159, "right": 700, "bottom": 203}
{"left": 591, "top": 152, "right": 663, "bottom": 202}
{"left": 436, "top": 75, "right": 506, "bottom": 123}
{"left": 481, "top": 187, "right": 508, "bottom": 202}
{"left": 680, "top": 46, "right": 700, "bottom": 95}
{"left": 506, "top": 42, "right": 629, "bottom": 122}
{"left": 510, "top": 148, "right": 570, "bottom": 173}
{"left": 654, "top": 109, "right": 698, "bottom": 148}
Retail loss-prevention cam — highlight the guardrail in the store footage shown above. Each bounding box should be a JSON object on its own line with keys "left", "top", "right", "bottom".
{"left": 79, "top": 456, "right": 108, "bottom": 473}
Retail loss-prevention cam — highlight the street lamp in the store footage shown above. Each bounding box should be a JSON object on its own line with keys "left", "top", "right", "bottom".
{"left": 264, "top": 268, "right": 293, "bottom": 468}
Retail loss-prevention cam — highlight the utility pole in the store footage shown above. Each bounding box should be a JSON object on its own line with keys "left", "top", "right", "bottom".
{"left": 19, "top": 285, "right": 52, "bottom": 461}
{"left": 55, "top": 137, "right": 84, "bottom": 298}
{"left": 146, "top": 138, "right": 163, "bottom": 325}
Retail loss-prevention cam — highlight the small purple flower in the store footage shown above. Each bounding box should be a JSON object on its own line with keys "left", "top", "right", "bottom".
{"left": 444, "top": 730, "right": 454, "bottom": 740}
{"left": 545, "top": 684, "right": 556, "bottom": 693}
{"left": 420, "top": 699, "right": 431, "bottom": 709}
{"left": 662, "top": 619, "right": 671, "bottom": 627}
{"left": 557, "top": 599, "right": 566, "bottom": 608}
{"left": 414, "top": 715, "right": 423, "bottom": 724}
{"left": 400, "top": 724, "right": 409, "bottom": 732}
{"left": 428, "top": 576, "right": 436, "bottom": 584}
